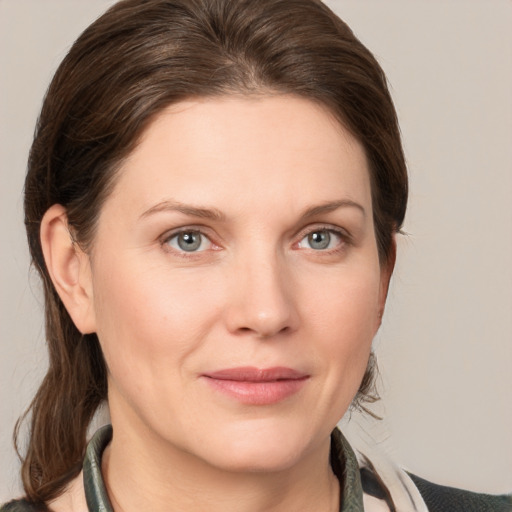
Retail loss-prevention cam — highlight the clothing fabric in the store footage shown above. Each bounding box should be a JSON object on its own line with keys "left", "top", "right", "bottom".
{"left": 2, "top": 424, "right": 511, "bottom": 511}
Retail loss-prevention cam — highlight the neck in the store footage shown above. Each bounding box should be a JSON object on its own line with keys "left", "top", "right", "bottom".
{"left": 102, "top": 420, "right": 340, "bottom": 512}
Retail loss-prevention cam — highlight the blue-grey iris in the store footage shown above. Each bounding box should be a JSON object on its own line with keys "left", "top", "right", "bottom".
{"left": 308, "top": 230, "right": 330, "bottom": 250}
{"left": 177, "top": 231, "right": 202, "bottom": 251}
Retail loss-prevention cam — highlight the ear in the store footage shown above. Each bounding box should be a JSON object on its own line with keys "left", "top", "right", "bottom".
{"left": 376, "top": 234, "right": 397, "bottom": 329}
{"left": 40, "top": 204, "right": 96, "bottom": 334}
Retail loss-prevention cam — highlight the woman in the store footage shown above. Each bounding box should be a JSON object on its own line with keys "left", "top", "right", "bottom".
{"left": 1, "top": 0, "right": 510, "bottom": 511}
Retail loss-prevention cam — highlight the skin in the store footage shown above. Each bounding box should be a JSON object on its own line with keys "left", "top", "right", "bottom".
{"left": 43, "top": 95, "right": 392, "bottom": 512}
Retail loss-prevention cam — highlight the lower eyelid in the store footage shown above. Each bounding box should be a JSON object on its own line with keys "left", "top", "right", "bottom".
{"left": 163, "top": 230, "right": 211, "bottom": 251}
{"left": 297, "top": 228, "right": 347, "bottom": 247}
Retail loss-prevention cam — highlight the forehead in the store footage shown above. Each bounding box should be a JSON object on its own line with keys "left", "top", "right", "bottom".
{"left": 106, "top": 94, "right": 372, "bottom": 218}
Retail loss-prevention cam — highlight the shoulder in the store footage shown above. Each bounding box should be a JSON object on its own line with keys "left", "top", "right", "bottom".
{"left": 0, "top": 500, "right": 48, "bottom": 512}
{"left": 1, "top": 471, "right": 87, "bottom": 512}
{"left": 408, "top": 473, "right": 512, "bottom": 512}
{"left": 340, "top": 425, "right": 512, "bottom": 512}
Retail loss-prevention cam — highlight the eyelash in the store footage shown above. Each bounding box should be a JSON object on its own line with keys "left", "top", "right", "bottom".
{"left": 160, "top": 226, "right": 217, "bottom": 258}
{"left": 160, "top": 224, "right": 351, "bottom": 257}
{"left": 295, "top": 224, "right": 351, "bottom": 254}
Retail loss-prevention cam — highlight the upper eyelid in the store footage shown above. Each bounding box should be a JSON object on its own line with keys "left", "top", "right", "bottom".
{"left": 160, "top": 228, "right": 216, "bottom": 257}
{"left": 295, "top": 223, "right": 351, "bottom": 240}
{"left": 160, "top": 225, "right": 214, "bottom": 242}
{"left": 294, "top": 225, "right": 354, "bottom": 254}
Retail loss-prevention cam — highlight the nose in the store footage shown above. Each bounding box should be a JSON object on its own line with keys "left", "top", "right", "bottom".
{"left": 224, "top": 252, "right": 299, "bottom": 339}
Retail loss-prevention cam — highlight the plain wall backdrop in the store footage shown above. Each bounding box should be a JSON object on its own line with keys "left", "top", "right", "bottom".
{"left": 1, "top": 0, "right": 511, "bottom": 501}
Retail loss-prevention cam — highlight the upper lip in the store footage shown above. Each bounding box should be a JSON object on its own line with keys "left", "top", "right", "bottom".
{"left": 203, "top": 366, "right": 309, "bottom": 382}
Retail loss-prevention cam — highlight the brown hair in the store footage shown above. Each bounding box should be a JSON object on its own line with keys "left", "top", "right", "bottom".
{"left": 19, "top": 0, "right": 407, "bottom": 504}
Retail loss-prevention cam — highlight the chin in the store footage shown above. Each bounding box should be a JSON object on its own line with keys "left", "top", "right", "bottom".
{"left": 194, "top": 418, "right": 325, "bottom": 473}
{"left": 206, "top": 442, "right": 306, "bottom": 474}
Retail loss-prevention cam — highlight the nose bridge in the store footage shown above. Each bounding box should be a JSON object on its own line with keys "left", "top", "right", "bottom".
{"left": 226, "top": 242, "right": 298, "bottom": 338}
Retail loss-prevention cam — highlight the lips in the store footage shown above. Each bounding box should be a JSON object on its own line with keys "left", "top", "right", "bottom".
{"left": 201, "top": 366, "right": 309, "bottom": 405}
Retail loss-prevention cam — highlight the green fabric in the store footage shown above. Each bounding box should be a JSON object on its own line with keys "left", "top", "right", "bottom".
{"left": 331, "top": 428, "right": 365, "bottom": 511}
{"left": 0, "top": 500, "right": 46, "bottom": 512}
{"left": 409, "top": 473, "right": 512, "bottom": 512}
{"left": 83, "top": 425, "right": 114, "bottom": 512}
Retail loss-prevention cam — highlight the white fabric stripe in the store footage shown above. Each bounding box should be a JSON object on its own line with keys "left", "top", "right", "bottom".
{"left": 363, "top": 493, "right": 393, "bottom": 512}
{"left": 354, "top": 438, "right": 429, "bottom": 512}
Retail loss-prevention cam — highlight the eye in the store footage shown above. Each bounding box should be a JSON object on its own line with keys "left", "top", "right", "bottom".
{"left": 297, "top": 228, "right": 343, "bottom": 251}
{"left": 166, "top": 230, "right": 211, "bottom": 252}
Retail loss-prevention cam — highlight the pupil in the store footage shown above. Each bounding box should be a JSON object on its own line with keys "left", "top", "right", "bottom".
{"left": 309, "top": 230, "right": 330, "bottom": 250}
{"left": 178, "top": 232, "right": 201, "bottom": 251}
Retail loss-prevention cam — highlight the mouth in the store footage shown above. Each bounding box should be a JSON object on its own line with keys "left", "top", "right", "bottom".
{"left": 201, "top": 366, "right": 310, "bottom": 405}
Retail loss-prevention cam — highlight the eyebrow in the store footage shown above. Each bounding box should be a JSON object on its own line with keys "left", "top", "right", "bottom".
{"left": 300, "top": 199, "right": 366, "bottom": 219}
{"left": 139, "top": 198, "right": 365, "bottom": 222}
{"left": 140, "top": 200, "right": 226, "bottom": 221}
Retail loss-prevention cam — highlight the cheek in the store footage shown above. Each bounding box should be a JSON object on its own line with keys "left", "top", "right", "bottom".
{"left": 312, "top": 282, "right": 379, "bottom": 423}
{"left": 306, "top": 263, "right": 382, "bottom": 385}
{"left": 90, "top": 258, "right": 223, "bottom": 378}
{"left": 309, "top": 263, "right": 381, "bottom": 339}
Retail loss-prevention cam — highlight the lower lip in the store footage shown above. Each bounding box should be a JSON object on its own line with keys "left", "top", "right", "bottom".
{"left": 203, "top": 377, "right": 308, "bottom": 405}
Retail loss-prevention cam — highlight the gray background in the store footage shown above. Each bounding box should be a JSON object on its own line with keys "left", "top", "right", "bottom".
{"left": 1, "top": 0, "right": 511, "bottom": 500}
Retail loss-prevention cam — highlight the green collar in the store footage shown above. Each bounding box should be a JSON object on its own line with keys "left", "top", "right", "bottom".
{"left": 83, "top": 425, "right": 113, "bottom": 512}
{"left": 83, "top": 425, "right": 364, "bottom": 512}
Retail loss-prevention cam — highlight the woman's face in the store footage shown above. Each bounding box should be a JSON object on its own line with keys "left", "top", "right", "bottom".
{"left": 85, "top": 95, "right": 389, "bottom": 472}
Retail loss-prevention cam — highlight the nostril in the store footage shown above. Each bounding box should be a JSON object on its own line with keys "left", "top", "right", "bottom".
{"left": 236, "top": 324, "right": 291, "bottom": 338}
{"left": 225, "top": 272, "right": 299, "bottom": 337}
